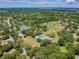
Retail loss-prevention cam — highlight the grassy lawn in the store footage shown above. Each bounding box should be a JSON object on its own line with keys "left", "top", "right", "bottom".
{"left": 23, "top": 36, "right": 40, "bottom": 47}
{"left": 59, "top": 46, "right": 67, "bottom": 53}
{"left": 41, "top": 21, "right": 63, "bottom": 41}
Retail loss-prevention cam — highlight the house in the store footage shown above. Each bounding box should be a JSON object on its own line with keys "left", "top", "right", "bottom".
{"left": 1, "top": 40, "right": 8, "bottom": 46}
{"left": 20, "top": 24, "right": 30, "bottom": 31}
{"left": 18, "top": 32, "right": 24, "bottom": 39}
{"left": 73, "top": 33, "right": 77, "bottom": 40}
{"left": 6, "top": 36, "right": 15, "bottom": 43}
{"left": 0, "top": 36, "right": 15, "bottom": 46}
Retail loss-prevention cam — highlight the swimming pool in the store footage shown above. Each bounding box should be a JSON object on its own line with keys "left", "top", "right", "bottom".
{"left": 35, "top": 34, "right": 49, "bottom": 40}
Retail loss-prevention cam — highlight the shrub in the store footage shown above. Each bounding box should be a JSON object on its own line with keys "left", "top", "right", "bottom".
{"left": 40, "top": 39, "right": 51, "bottom": 46}
{"left": 37, "top": 39, "right": 41, "bottom": 42}
{"left": 58, "top": 39, "right": 65, "bottom": 46}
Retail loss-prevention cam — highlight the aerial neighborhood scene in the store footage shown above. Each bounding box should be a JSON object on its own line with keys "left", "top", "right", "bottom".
{"left": 0, "top": 0, "right": 79, "bottom": 59}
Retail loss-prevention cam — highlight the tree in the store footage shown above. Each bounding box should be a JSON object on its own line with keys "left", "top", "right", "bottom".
{"left": 2, "top": 44, "right": 13, "bottom": 52}
{"left": 40, "top": 39, "right": 51, "bottom": 46}
{"left": 0, "top": 54, "right": 15, "bottom": 59}
{"left": 65, "top": 42, "right": 74, "bottom": 50}
{"left": 59, "top": 31, "right": 74, "bottom": 45}
{"left": 48, "top": 53, "right": 67, "bottom": 59}
{"left": 27, "top": 49, "right": 35, "bottom": 58}
{"left": 16, "top": 55, "right": 26, "bottom": 59}
{"left": 74, "top": 42, "right": 79, "bottom": 55}
{"left": 65, "top": 42, "right": 75, "bottom": 59}
{"left": 2, "top": 35, "right": 9, "bottom": 40}
{"left": 0, "top": 49, "right": 3, "bottom": 57}
{"left": 37, "top": 39, "right": 41, "bottom": 42}
{"left": 76, "top": 38, "right": 79, "bottom": 42}
{"left": 35, "top": 52, "right": 47, "bottom": 59}
{"left": 66, "top": 50, "right": 75, "bottom": 59}
{"left": 58, "top": 39, "right": 65, "bottom": 46}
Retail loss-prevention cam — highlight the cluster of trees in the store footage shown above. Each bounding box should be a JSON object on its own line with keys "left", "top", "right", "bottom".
{"left": 27, "top": 42, "right": 79, "bottom": 59}
{"left": 0, "top": 9, "right": 79, "bottom": 59}
{"left": 58, "top": 31, "right": 74, "bottom": 46}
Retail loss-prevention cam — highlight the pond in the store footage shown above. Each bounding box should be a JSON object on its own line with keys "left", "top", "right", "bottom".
{"left": 20, "top": 24, "right": 30, "bottom": 31}
{"left": 35, "top": 34, "right": 49, "bottom": 40}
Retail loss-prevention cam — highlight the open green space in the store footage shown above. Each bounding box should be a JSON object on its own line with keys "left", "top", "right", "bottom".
{"left": 59, "top": 46, "right": 67, "bottom": 53}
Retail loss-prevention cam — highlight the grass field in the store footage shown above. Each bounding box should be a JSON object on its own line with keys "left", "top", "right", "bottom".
{"left": 59, "top": 46, "right": 67, "bottom": 53}
{"left": 21, "top": 21, "right": 64, "bottom": 47}
{"left": 41, "top": 21, "right": 64, "bottom": 41}
{"left": 23, "top": 36, "right": 40, "bottom": 47}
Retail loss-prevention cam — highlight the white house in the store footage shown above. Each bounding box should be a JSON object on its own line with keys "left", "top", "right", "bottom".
{"left": 73, "top": 33, "right": 77, "bottom": 40}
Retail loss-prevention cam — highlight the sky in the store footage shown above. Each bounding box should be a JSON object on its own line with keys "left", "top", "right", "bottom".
{"left": 0, "top": 0, "right": 79, "bottom": 8}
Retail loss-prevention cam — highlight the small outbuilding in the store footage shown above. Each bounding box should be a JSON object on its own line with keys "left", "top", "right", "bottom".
{"left": 20, "top": 24, "right": 30, "bottom": 31}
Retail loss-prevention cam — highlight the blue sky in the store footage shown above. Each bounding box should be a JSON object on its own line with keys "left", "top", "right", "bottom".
{"left": 0, "top": 0, "right": 79, "bottom": 8}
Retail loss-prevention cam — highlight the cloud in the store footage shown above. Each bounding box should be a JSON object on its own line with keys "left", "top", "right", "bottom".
{"left": 0, "top": 0, "right": 78, "bottom": 8}
{"left": 65, "top": 0, "right": 76, "bottom": 4}
{"left": 0, "top": 0, "right": 30, "bottom": 2}
{"left": 0, "top": 0, "right": 64, "bottom": 3}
